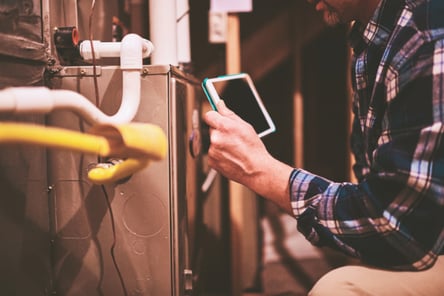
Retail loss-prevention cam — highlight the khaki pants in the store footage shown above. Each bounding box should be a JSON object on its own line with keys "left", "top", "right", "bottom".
{"left": 309, "top": 255, "right": 444, "bottom": 296}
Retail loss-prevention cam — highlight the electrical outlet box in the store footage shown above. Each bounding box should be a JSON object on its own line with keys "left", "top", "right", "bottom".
{"left": 208, "top": 11, "right": 227, "bottom": 44}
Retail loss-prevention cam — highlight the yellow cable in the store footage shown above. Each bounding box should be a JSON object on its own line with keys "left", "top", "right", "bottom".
{"left": 87, "top": 158, "right": 150, "bottom": 185}
{"left": 0, "top": 122, "right": 111, "bottom": 155}
{"left": 89, "top": 122, "right": 168, "bottom": 160}
{"left": 0, "top": 122, "right": 168, "bottom": 184}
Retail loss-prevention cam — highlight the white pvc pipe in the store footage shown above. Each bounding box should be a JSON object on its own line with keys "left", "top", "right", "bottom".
{"left": 0, "top": 83, "right": 134, "bottom": 124}
{"left": 176, "top": 0, "right": 191, "bottom": 64}
{"left": 80, "top": 41, "right": 122, "bottom": 59}
{"left": 79, "top": 35, "right": 154, "bottom": 61}
{"left": 0, "top": 34, "right": 152, "bottom": 125}
{"left": 149, "top": 0, "right": 178, "bottom": 65}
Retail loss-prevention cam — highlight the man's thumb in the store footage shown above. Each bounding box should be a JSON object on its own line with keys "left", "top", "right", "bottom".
{"left": 216, "top": 100, "right": 234, "bottom": 116}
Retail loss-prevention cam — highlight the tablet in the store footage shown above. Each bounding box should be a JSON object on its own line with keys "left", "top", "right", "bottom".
{"left": 202, "top": 73, "right": 276, "bottom": 138}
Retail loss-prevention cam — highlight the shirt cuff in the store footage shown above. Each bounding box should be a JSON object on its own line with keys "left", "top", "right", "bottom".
{"left": 289, "top": 168, "right": 332, "bottom": 217}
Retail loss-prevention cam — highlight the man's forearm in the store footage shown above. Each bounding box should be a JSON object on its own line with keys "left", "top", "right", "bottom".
{"left": 243, "top": 155, "right": 294, "bottom": 215}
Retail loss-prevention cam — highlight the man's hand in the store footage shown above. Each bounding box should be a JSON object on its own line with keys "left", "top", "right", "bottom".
{"left": 203, "top": 100, "right": 268, "bottom": 185}
{"left": 204, "top": 100, "right": 294, "bottom": 214}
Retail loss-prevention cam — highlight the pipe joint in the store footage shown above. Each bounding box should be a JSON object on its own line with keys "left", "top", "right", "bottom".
{"left": 121, "top": 34, "right": 144, "bottom": 70}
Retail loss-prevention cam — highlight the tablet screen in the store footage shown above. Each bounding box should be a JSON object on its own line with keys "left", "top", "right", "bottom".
{"left": 202, "top": 73, "right": 275, "bottom": 138}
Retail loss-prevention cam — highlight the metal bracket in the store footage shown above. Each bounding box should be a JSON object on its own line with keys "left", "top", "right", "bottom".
{"left": 53, "top": 66, "right": 102, "bottom": 77}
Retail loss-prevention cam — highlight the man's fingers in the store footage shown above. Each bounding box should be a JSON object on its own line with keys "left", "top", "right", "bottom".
{"left": 216, "top": 100, "right": 235, "bottom": 116}
{"left": 204, "top": 109, "right": 222, "bottom": 128}
{"left": 204, "top": 100, "right": 235, "bottom": 127}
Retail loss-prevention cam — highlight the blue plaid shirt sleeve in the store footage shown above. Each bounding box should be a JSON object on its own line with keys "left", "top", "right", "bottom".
{"left": 290, "top": 0, "right": 444, "bottom": 271}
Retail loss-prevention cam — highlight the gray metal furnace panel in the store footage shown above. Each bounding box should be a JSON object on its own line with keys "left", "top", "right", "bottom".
{"left": 45, "top": 64, "right": 203, "bottom": 296}
{"left": 0, "top": 114, "right": 51, "bottom": 295}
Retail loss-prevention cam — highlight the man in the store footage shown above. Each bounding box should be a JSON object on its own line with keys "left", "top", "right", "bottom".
{"left": 204, "top": 0, "right": 444, "bottom": 294}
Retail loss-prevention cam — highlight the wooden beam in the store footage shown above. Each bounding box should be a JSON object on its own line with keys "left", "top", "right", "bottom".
{"left": 242, "top": 10, "right": 292, "bottom": 81}
{"left": 226, "top": 13, "right": 259, "bottom": 296}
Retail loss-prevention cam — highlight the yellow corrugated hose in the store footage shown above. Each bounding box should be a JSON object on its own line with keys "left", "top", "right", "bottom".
{"left": 0, "top": 122, "right": 111, "bottom": 155}
{"left": 0, "top": 122, "right": 167, "bottom": 184}
{"left": 87, "top": 158, "right": 150, "bottom": 184}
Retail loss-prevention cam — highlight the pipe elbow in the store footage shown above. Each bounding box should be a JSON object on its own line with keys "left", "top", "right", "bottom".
{"left": 121, "top": 34, "right": 145, "bottom": 70}
{"left": 141, "top": 38, "right": 155, "bottom": 59}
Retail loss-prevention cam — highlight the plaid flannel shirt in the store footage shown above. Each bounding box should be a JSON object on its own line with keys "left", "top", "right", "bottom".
{"left": 290, "top": 0, "right": 444, "bottom": 270}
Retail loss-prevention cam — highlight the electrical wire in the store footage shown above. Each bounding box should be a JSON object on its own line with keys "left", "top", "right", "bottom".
{"left": 176, "top": 9, "right": 190, "bottom": 23}
{"left": 88, "top": 1, "right": 127, "bottom": 294}
{"left": 88, "top": 0, "right": 100, "bottom": 106}
{"left": 101, "top": 185, "right": 129, "bottom": 296}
